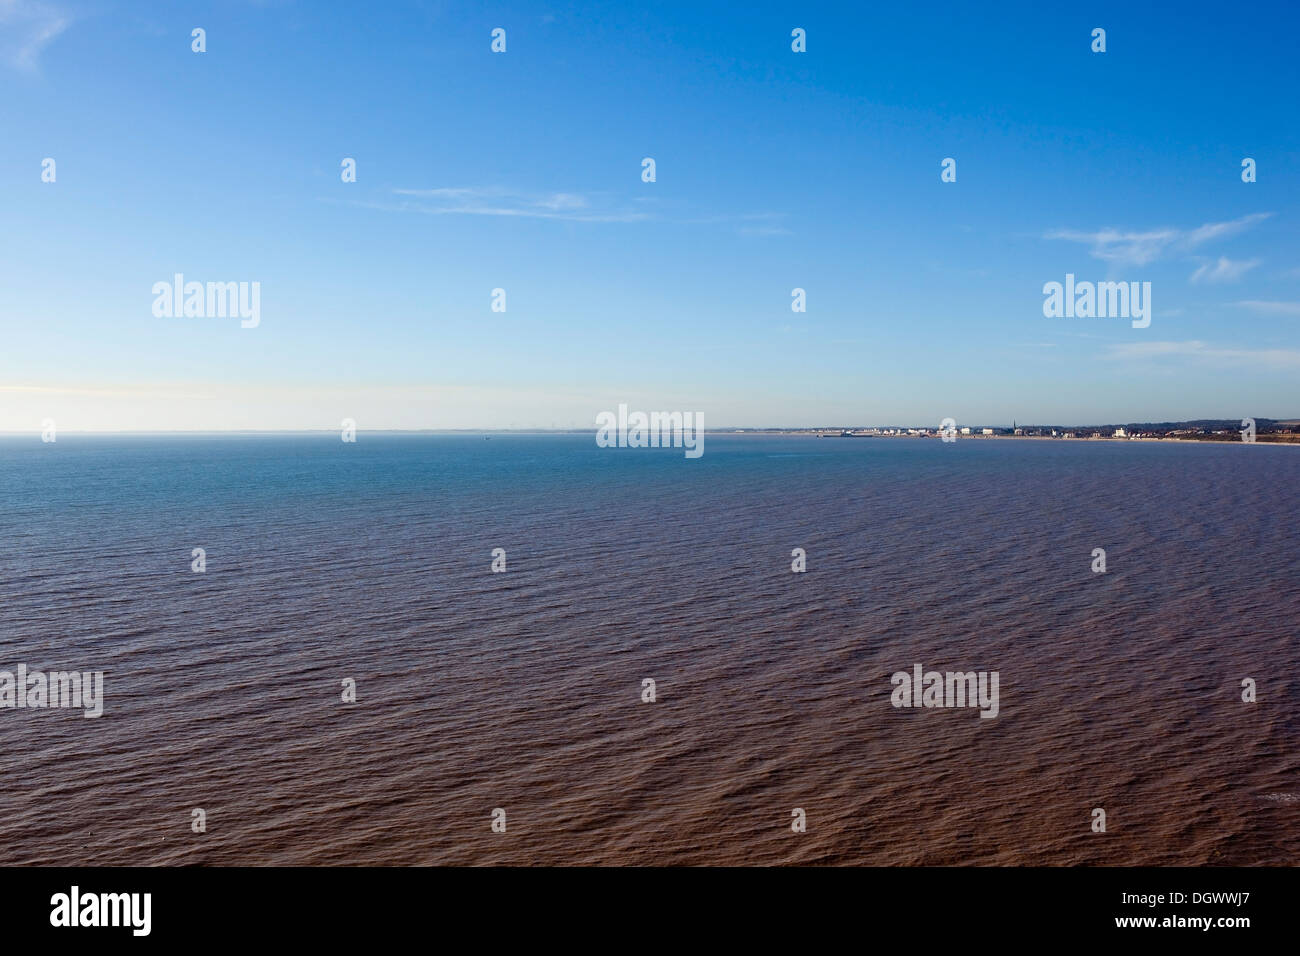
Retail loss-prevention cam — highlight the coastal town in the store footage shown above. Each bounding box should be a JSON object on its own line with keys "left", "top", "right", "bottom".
{"left": 731, "top": 420, "right": 1300, "bottom": 443}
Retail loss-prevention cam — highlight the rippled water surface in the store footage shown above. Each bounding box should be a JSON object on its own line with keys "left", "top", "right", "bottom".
{"left": 1, "top": 434, "right": 1296, "bottom": 865}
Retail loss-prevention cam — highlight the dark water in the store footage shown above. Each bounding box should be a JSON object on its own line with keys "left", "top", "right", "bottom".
{"left": 1, "top": 434, "right": 1296, "bottom": 865}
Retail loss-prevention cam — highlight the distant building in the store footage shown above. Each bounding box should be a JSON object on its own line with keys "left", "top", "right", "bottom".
{"left": 960, "top": 426, "right": 972, "bottom": 435}
{"left": 1113, "top": 428, "right": 1128, "bottom": 438}
{"left": 981, "top": 428, "right": 994, "bottom": 435}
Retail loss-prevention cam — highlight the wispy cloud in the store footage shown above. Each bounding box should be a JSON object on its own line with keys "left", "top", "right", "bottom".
{"left": 1190, "top": 256, "right": 1259, "bottom": 283}
{"left": 738, "top": 224, "right": 792, "bottom": 237}
{"left": 1185, "top": 215, "right": 1270, "bottom": 246}
{"left": 1045, "top": 226, "right": 1178, "bottom": 266}
{"left": 1105, "top": 339, "right": 1300, "bottom": 368}
{"left": 1235, "top": 300, "right": 1300, "bottom": 316}
{"left": 677, "top": 210, "right": 790, "bottom": 236}
{"left": 1045, "top": 213, "right": 1272, "bottom": 267}
{"left": 0, "top": 0, "right": 70, "bottom": 72}
{"left": 386, "top": 186, "right": 647, "bottom": 223}
{"left": 368, "top": 187, "right": 789, "bottom": 235}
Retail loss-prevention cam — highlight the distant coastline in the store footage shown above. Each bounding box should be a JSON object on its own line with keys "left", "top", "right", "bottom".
{"left": 743, "top": 429, "right": 1300, "bottom": 444}
{"left": 721, "top": 418, "right": 1300, "bottom": 444}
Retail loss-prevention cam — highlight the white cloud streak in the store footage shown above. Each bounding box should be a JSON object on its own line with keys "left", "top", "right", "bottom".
{"left": 1045, "top": 213, "right": 1272, "bottom": 267}
{"left": 1190, "top": 256, "right": 1259, "bottom": 283}
{"left": 0, "top": 0, "right": 70, "bottom": 72}
{"left": 387, "top": 187, "right": 646, "bottom": 222}
{"left": 1235, "top": 300, "right": 1300, "bottom": 316}
{"left": 1105, "top": 339, "right": 1300, "bottom": 368}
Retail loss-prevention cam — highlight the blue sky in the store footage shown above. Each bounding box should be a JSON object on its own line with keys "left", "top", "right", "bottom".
{"left": 1, "top": 0, "right": 1298, "bottom": 429}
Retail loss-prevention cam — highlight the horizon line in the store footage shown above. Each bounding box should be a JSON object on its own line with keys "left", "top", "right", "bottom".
{"left": 2, "top": 417, "right": 1294, "bottom": 437}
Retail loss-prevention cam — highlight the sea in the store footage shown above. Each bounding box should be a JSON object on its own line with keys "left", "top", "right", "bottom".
{"left": 1, "top": 433, "right": 1296, "bottom": 865}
